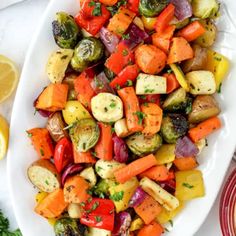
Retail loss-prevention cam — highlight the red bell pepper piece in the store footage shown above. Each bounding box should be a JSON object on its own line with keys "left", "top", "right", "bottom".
{"left": 163, "top": 72, "right": 180, "bottom": 93}
{"left": 74, "top": 71, "right": 96, "bottom": 109}
{"left": 75, "top": 0, "right": 110, "bottom": 36}
{"left": 155, "top": 3, "right": 175, "bottom": 34}
{"left": 127, "top": 0, "right": 140, "bottom": 14}
{"left": 80, "top": 198, "right": 115, "bottom": 231}
{"left": 54, "top": 137, "right": 73, "bottom": 173}
{"left": 110, "top": 64, "right": 139, "bottom": 89}
{"left": 105, "top": 42, "right": 134, "bottom": 75}
{"left": 138, "top": 94, "right": 161, "bottom": 107}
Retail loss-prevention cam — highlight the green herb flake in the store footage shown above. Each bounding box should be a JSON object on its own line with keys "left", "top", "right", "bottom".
{"left": 110, "top": 191, "right": 124, "bottom": 202}
{"left": 169, "top": 220, "right": 173, "bottom": 227}
{"left": 92, "top": 151, "right": 97, "bottom": 157}
{"left": 182, "top": 182, "right": 194, "bottom": 189}
{"left": 134, "top": 111, "right": 146, "bottom": 125}
{"left": 122, "top": 49, "right": 128, "bottom": 56}
{"left": 40, "top": 148, "right": 45, "bottom": 157}
{"left": 115, "top": 84, "right": 121, "bottom": 90}
{"left": 126, "top": 80, "right": 133, "bottom": 86}
{"left": 111, "top": 127, "right": 115, "bottom": 134}
{"left": 144, "top": 88, "right": 154, "bottom": 93}
{"left": 26, "top": 131, "right": 32, "bottom": 138}
{"left": 109, "top": 101, "right": 116, "bottom": 108}
{"left": 91, "top": 201, "right": 100, "bottom": 211}
{"left": 217, "top": 83, "right": 222, "bottom": 93}
{"left": 90, "top": 1, "right": 102, "bottom": 16}
{"left": 95, "top": 166, "right": 103, "bottom": 173}
{"left": 122, "top": 33, "right": 130, "bottom": 40}
{"left": 167, "top": 69, "right": 173, "bottom": 74}
{"left": 45, "top": 180, "right": 49, "bottom": 186}
{"left": 95, "top": 216, "right": 102, "bottom": 222}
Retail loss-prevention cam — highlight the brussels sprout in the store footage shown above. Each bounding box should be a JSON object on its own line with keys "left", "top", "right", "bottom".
{"left": 71, "top": 37, "right": 104, "bottom": 72}
{"left": 163, "top": 88, "right": 193, "bottom": 114}
{"left": 54, "top": 217, "right": 86, "bottom": 236}
{"left": 69, "top": 118, "right": 100, "bottom": 152}
{"left": 192, "top": 0, "right": 219, "bottom": 19}
{"left": 52, "top": 12, "right": 81, "bottom": 49}
{"left": 94, "top": 179, "right": 115, "bottom": 198}
{"left": 126, "top": 133, "right": 162, "bottom": 156}
{"left": 160, "top": 114, "right": 188, "bottom": 144}
{"left": 139, "top": 0, "right": 169, "bottom": 17}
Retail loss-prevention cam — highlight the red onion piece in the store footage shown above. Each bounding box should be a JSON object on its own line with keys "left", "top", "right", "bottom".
{"left": 61, "top": 163, "right": 84, "bottom": 186}
{"left": 129, "top": 186, "right": 147, "bottom": 207}
{"left": 33, "top": 99, "right": 52, "bottom": 117}
{"left": 112, "top": 212, "right": 131, "bottom": 236}
{"left": 122, "top": 23, "right": 149, "bottom": 50}
{"left": 112, "top": 135, "right": 129, "bottom": 163}
{"left": 100, "top": 27, "right": 120, "bottom": 54}
{"left": 160, "top": 179, "right": 176, "bottom": 194}
{"left": 170, "top": 0, "right": 192, "bottom": 21}
{"left": 90, "top": 72, "right": 115, "bottom": 94}
{"left": 175, "top": 136, "right": 199, "bottom": 158}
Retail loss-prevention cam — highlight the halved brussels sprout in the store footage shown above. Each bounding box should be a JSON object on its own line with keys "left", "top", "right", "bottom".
{"left": 126, "top": 133, "right": 162, "bottom": 156}
{"left": 54, "top": 217, "right": 86, "bottom": 236}
{"left": 163, "top": 88, "right": 192, "bottom": 113}
{"left": 94, "top": 179, "right": 115, "bottom": 198}
{"left": 161, "top": 114, "right": 188, "bottom": 144}
{"left": 71, "top": 37, "right": 104, "bottom": 72}
{"left": 52, "top": 12, "right": 81, "bottom": 49}
{"left": 69, "top": 118, "right": 100, "bottom": 152}
{"left": 139, "top": 0, "right": 169, "bottom": 17}
{"left": 192, "top": 0, "right": 219, "bottom": 19}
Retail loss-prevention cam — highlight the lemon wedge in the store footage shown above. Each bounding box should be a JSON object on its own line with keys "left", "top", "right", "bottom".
{"left": 0, "top": 114, "right": 9, "bottom": 160}
{"left": 0, "top": 55, "right": 19, "bottom": 103}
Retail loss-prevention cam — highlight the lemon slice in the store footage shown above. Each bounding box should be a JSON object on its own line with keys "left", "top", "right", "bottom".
{"left": 0, "top": 55, "right": 19, "bottom": 103}
{"left": 0, "top": 114, "right": 9, "bottom": 160}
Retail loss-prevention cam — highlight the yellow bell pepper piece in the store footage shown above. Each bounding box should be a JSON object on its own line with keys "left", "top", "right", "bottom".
{"left": 109, "top": 177, "right": 139, "bottom": 213}
{"left": 130, "top": 217, "right": 144, "bottom": 231}
{"left": 170, "top": 64, "right": 189, "bottom": 92}
{"left": 175, "top": 170, "right": 205, "bottom": 201}
{"left": 156, "top": 202, "right": 184, "bottom": 224}
{"left": 35, "top": 192, "right": 48, "bottom": 203}
{"left": 206, "top": 50, "right": 230, "bottom": 90}
{"left": 155, "top": 144, "right": 176, "bottom": 165}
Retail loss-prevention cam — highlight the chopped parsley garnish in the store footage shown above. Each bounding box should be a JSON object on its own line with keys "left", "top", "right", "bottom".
{"left": 110, "top": 101, "right": 116, "bottom": 108}
{"left": 110, "top": 191, "right": 124, "bottom": 201}
{"left": 169, "top": 220, "right": 173, "bottom": 227}
{"left": 134, "top": 111, "right": 146, "bottom": 125}
{"left": 91, "top": 201, "right": 100, "bottom": 211}
{"left": 182, "top": 182, "right": 194, "bottom": 189}
{"left": 126, "top": 80, "right": 133, "bottom": 86}
{"left": 217, "top": 83, "right": 222, "bottom": 93}
{"left": 89, "top": 1, "right": 102, "bottom": 16}
{"left": 95, "top": 166, "right": 103, "bottom": 173}
{"left": 122, "top": 49, "right": 129, "bottom": 56}
{"left": 115, "top": 84, "right": 121, "bottom": 90}
{"left": 144, "top": 88, "right": 155, "bottom": 93}
{"left": 95, "top": 216, "right": 102, "bottom": 222}
{"left": 122, "top": 33, "right": 130, "bottom": 40}
{"left": 92, "top": 151, "right": 97, "bottom": 157}
{"left": 40, "top": 148, "right": 45, "bottom": 156}
{"left": 26, "top": 131, "right": 32, "bottom": 137}
{"left": 45, "top": 180, "right": 49, "bottom": 185}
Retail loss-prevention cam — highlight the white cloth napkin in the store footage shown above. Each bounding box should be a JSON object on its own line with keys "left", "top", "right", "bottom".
{"left": 0, "top": 0, "right": 24, "bottom": 10}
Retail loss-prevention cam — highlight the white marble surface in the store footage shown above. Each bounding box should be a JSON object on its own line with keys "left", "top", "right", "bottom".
{"left": 0, "top": 0, "right": 235, "bottom": 234}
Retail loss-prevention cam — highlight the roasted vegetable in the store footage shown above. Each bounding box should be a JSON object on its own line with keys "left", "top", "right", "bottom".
{"left": 194, "top": 19, "right": 217, "bottom": 47}
{"left": 155, "top": 144, "right": 176, "bottom": 165}
{"left": 192, "top": 0, "right": 219, "bottom": 19}
{"left": 175, "top": 170, "right": 205, "bottom": 201}
{"left": 104, "top": 67, "right": 115, "bottom": 80}
{"left": 140, "top": 177, "right": 180, "bottom": 211}
{"left": 91, "top": 93, "right": 123, "bottom": 123}
{"left": 46, "top": 112, "right": 68, "bottom": 142}
{"left": 69, "top": 118, "right": 100, "bottom": 152}
{"left": 114, "top": 118, "right": 130, "bottom": 138}
{"left": 46, "top": 49, "right": 74, "bottom": 83}
{"left": 94, "top": 179, "right": 115, "bottom": 197}
{"left": 163, "top": 87, "right": 192, "bottom": 113}
{"left": 205, "top": 49, "right": 230, "bottom": 91}
{"left": 188, "top": 95, "right": 221, "bottom": 123}
{"left": 139, "top": 0, "right": 169, "bottom": 17}
{"left": 160, "top": 114, "right": 188, "bottom": 144}
{"left": 126, "top": 133, "right": 162, "bottom": 156}
{"left": 27, "top": 159, "right": 60, "bottom": 193}
{"left": 85, "top": 227, "right": 111, "bottom": 236}
{"left": 62, "top": 101, "right": 91, "bottom": 125}
{"left": 135, "top": 73, "right": 167, "bottom": 95}
{"left": 186, "top": 70, "right": 216, "bottom": 95}
{"left": 79, "top": 167, "right": 97, "bottom": 187}
{"left": 54, "top": 217, "right": 86, "bottom": 236}
{"left": 68, "top": 203, "right": 83, "bottom": 219}
{"left": 52, "top": 12, "right": 81, "bottom": 49}
{"left": 182, "top": 44, "right": 208, "bottom": 73}
{"left": 71, "top": 37, "right": 104, "bottom": 72}
{"left": 95, "top": 160, "right": 125, "bottom": 179}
